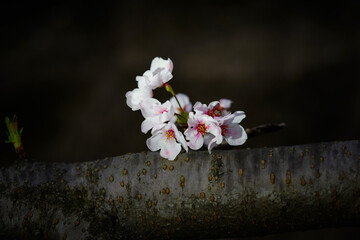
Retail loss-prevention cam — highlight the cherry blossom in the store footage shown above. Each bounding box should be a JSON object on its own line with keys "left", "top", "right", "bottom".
{"left": 218, "top": 111, "right": 247, "bottom": 146}
{"left": 125, "top": 86, "right": 153, "bottom": 111}
{"left": 126, "top": 57, "right": 248, "bottom": 160}
{"left": 184, "top": 112, "right": 222, "bottom": 153}
{"left": 136, "top": 57, "right": 173, "bottom": 90}
{"left": 193, "top": 98, "right": 234, "bottom": 119}
{"left": 219, "top": 98, "right": 233, "bottom": 115}
{"left": 193, "top": 102, "right": 221, "bottom": 118}
{"left": 146, "top": 122, "right": 188, "bottom": 160}
{"left": 139, "top": 98, "right": 174, "bottom": 134}
{"left": 136, "top": 70, "right": 172, "bottom": 90}
{"left": 193, "top": 101, "right": 218, "bottom": 117}
{"left": 150, "top": 57, "right": 173, "bottom": 73}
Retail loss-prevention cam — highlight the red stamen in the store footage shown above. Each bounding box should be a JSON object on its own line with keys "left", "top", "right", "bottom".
{"left": 196, "top": 123, "right": 207, "bottom": 136}
{"left": 221, "top": 124, "right": 229, "bottom": 136}
{"left": 159, "top": 109, "right": 168, "bottom": 114}
{"left": 165, "top": 129, "right": 175, "bottom": 140}
{"left": 207, "top": 104, "right": 222, "bottom": 118}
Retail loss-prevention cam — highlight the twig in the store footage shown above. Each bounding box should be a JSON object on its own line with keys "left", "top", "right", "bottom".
{"left": 214, "top": 122, "right": 286, "bottom": 150}
{"left": 246, "top": 122, "right": 286, "bottom": 138}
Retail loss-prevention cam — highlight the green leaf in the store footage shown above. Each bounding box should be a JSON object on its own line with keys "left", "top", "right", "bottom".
{"left": 4, "top": 115, "right": 23, "bottom": 150}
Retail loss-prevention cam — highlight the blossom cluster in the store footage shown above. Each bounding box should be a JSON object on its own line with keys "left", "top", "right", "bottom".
{"left": 126, "top": 57, "right": 247, "bottom": 160}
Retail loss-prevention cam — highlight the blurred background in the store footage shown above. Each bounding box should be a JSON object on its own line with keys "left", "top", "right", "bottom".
{"left": 0, "top": 1, "right": 359, "bottom": 166}
{"left": 0, "top": 1, "right": 359, "bottom": 239}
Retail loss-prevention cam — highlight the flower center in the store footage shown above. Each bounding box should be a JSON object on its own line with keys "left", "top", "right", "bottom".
{"left": 165, "top": 129, "right": 175, "bottom": 140}
{"left": 158, "top": 108, "right": 168, "bottom": 114}
{"left": 196, "top": 123, "right": 207, "bottom": 136}
{"left": 207, "top": 108, "right": 222, "bottom": 118}
{"left": 221, "top": 124, "right": 229, "bottom": 136}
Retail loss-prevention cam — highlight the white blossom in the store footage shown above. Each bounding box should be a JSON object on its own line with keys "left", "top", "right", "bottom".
{"left": 218, "top": 111, "right": 247, "bottom": 146}
{"left": 125, "top": 86, "right": 152, "bottom": 111}
{"left": 136, "top": 57, "right": 174, "bottom": 90}
{"left": 139, "top": 98, "right": 174, "bottom": 134}
{"left": 146, "top": 122, "right": 187, "bottom": 160}
{"left": 184, "top": 112, "right": 222, "bottom": 153}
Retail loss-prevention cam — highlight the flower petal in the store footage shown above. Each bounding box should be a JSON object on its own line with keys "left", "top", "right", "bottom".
{"left": 208, "top": 101, "right": 220, "bottom": 109}
{"left": 187, "top": 112, "right": 198, "bottom": 127}
{"left": 150, "top": 57, "right": 173, "bottom": 73}
{"left": 146, "top": 133, "right": 163, "bottom": 151}
{"left": 188, "top": 132, "right": 204, "bottom": 150}
{"left": 225, "top": 124, "right": 247, "bottom": 146}
{"left": 193, "top": 101, "right": 208, "bottom": 115}
{"left": 125, "top": 88, "right": 152, "bottom": 111}
{"left": 203, "top": 133, "right": 214, "bottom": 146}
{"left": 159, "top": 101, "right": 175, "bottom": 122}
{"left": 174, "top": 128, "right": 188, "bottom": 152}
{"left": 157, "top": 71, "right": 173, "bottom": 87}
{"left": 207, "top": 122, "right": 222, "bottom": 137}
{"left": 160, "top": 140, "right": 181, "bottom": 160}
{"left": 141, "top": 117, "right": 159, "bottom": 134}
{"left": 139, "top": 98, "right": 161, "bottom": 118}
{"left": 219, "top": 99, "right": 233, "bottom": 109}
{"left": 151, "top": 123, "right": 167, "bottom": 135}
{"left": 207, "top": 134, "right": 222, "bottom": 154}
{"left": 232, "top": 111, "right": 246, "bottom": 123}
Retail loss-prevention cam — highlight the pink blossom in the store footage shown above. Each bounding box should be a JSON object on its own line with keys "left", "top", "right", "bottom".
{"left": 126, "top": 57, "right": 248, "bottom": 160}
{"left": 184, "top": 112, "right": 222, "bottom": 153}
{"left": 218, "top": 111, "right": 247, "bottom": 146}
{"left": 125, "top": 86, "right": 153, "bottom": 111}
{"left": 139, "top": 98, "right": 174, "bottom": 134}
{"left": 146, "top": 122, "right": 188, "bottom": 160}
{"left": 219, "top": 99, "right": 232, "bottom": 110}
{"left": 136, "top": 57, "right": 173, "bottom": 90}
{"left": 150, "top": 57, "right": 173, "bottom": 73}
{"left": 193, "top": 100, "right": 231, "bottom": 119}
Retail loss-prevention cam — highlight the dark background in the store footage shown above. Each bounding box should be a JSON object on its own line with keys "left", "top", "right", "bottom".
{"left": 1, "top": 1, "right": 359, "bottom": 166}
{"left": 0, "top": 1, "right": 359, "bottom": 239}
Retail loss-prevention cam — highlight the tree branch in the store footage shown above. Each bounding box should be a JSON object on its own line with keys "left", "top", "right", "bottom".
{"left": 0, "top": 140, "right": 359, "bottom": 239}
{"left": 245, "top": 122, "right": 286, "bottom": 138}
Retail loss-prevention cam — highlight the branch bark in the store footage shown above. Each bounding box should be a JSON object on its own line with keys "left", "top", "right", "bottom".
{"left": 0, "top": 140, "right": 359, "bottom": 239}
{"left": 245, "top": 122, "right": 286, "bottom": 138}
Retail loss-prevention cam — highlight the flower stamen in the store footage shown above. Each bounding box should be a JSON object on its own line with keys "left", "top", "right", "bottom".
{"left": 165, "top": 129, "right": 175, "bottom": 141}
{"left": 158, "top": 109, "right": 169, "bottom": 114}
{"left": 207, "top": 108, "right": 222, "bottom": 118}
{"left": 221, "top": 125, "right": 229, "bottom": 136}
{"left": 196, "top": 123, "right": 207, "bottom": 136}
